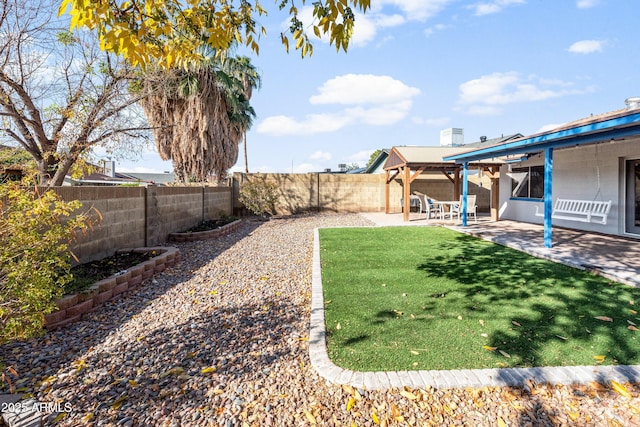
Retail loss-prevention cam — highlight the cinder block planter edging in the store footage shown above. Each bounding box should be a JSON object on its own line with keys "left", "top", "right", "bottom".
{"left": 167, "top": 218, "right": 242, "bottom": 243}
{"left": 44, "top": 246, "right": 181, "bottom": 331}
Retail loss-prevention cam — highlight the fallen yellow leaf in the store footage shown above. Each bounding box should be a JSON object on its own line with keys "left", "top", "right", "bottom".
{"left": 400, "top": 390, "right": 418, "bottom": 400}
{"left": 160, "top": 367, "right": 185, "bottom": 378}
{"left": 483, "top": 346, "right": 497, "bottom": 351}
{"left": 594, "top": 355, "right": 606, "bottom": 363}
{"left": 595, "top": 316, "right": 613, "bottom": 322}
{"left": 303, "top": 408, "right": 317, "bottom": 424}
{"left": 611, "top": 380, "right": 632, "bottom": 399}
{"left": 391, "top": 403, "right": 404, "bottom": 422}
{"left": 110, "top": 395, "right": 127, "bottom": 410}
{"left": 346, "top": 397, "right": 355, "bottom": 411}
{"left": 410, "top": 350, "right": 419, "bottom": 355}
{"left": 479, "top": 319, "right": 485, "bottom": 327}
{"left": 201, "top": 367, "right": 216, "bottom": 374}
{"left": 371, "top": 410, "right": 379, "bottom": 424}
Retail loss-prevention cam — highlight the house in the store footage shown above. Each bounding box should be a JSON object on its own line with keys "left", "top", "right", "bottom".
{"left": 443, "top": 97, "right": 640, "bottom": 247}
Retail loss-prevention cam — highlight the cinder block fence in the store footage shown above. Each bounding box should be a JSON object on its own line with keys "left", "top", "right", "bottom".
{"left": 51, "top": 186, "right": 232, "bottom": 264}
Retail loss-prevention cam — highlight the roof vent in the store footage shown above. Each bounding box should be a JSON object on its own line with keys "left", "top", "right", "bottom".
{"left": 480, "top": 136, "right": 487, "bottom": 143}
{"left": 625, "top": 97, "right": 640, "bottom": 110}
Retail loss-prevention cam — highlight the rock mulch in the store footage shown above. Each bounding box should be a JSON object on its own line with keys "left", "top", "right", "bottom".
{"left": 1, "top": 213, "right": 640, "bottom": 426}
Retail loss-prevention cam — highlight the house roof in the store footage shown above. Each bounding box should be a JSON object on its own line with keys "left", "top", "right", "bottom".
{"left": 444, "top": 107, "right": 640, "bottom": 163}
{"left": 463, "top": 133, "right": 524, "bottom": 148}
{"left": 365, "top": 148, "right": 390, "bottom": 173}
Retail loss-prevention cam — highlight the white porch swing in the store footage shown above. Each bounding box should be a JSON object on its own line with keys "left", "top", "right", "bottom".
{"left": 535, "top": 144, "right": 612, "bottom": 225}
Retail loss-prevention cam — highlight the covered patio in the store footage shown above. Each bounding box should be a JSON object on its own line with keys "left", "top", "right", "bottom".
{"left": 443, "top": 106, "right": 640, "bottom": 247}
{"left": 383, "top": 146, "right": 503, "bottom": 222}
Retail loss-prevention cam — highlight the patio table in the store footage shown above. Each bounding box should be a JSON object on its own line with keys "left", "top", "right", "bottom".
{"left": 435, "top": 201, "right": 460, "bottom": 220}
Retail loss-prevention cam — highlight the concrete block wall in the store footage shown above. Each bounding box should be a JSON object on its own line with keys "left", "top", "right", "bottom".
{"left": 204, "top": 187, "right": 232, "bottom": 219}
{"left": 233, "top": 173, "right": 405, "bottom": 215}
{"left": 319, "top": 174, "right": 386, "bottom": 212}
{"left": 49, "top": 185, "right": 232, "bottom": 263}
{"left": 54, "top": 187, "right": 146, "bottom": 263}
{"left": 146, "top": 187, "right": 206, "bottom": 246}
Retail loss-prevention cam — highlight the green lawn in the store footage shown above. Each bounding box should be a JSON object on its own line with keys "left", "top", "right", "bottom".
{"left": 319, "top": 226, "right": 640, "bottom": 371}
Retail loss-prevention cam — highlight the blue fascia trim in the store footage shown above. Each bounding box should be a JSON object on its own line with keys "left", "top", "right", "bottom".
{"left": 443, "top": 112, "right": 640, "bottom": 163}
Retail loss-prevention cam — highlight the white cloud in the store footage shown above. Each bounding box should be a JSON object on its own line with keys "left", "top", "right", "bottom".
{"left": 568, "top": 39, "right": 605, "bottom": 54}
{"left": 256, "top": 113, "right": 353, "bottom": 136}
{"left": 310, "top": 74, "right": 420, "bottom": 105}
{"left": 577, "top": 0, "right": 599, "bottom": 8}
{"left": 469, "top": 0, "right": 526, "bottom": 16}
{"left": 309, "top": 150, "right": 332, "bottom": 161}
{"left": 457, "top": 71, "right": 594, "bottom": 115}
{"left": 373, "top": 0, "right": 456, "bottom": 21}
{"left": 288, "top": 1, "right": 456, "bottom": 49}
{"left": 412, "top": 116, "right": 451, "bottom": 127}
{"left": 258, "top": 74, "right": 420, "bottom": 136}
{"left": 348, "top": 149, "right": 378, "bottom": 165}
{"left": 424, "top": 23, "right": 448, "bottom": 37}
{"left": 293, "top": 163, "right": 319, "bottom": 173}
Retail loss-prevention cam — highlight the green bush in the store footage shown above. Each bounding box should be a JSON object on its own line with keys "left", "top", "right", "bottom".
{"left": 0, "top": 183, "right": 97, "bottom": 343}
{"left": 238, "top": 177, "right": 279, "bottom": 217}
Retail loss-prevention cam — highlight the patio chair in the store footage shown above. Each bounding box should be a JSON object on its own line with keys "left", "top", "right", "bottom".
{"left": 416, "top": 194, "right": 442, "bottom": 220}
{"left": 450, "top": 195, "right": 477, "bottom": 222}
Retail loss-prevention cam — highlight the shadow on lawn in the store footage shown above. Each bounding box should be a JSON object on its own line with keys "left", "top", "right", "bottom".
{"left": 416, "top": 233, "right": 640, "bottom": 372}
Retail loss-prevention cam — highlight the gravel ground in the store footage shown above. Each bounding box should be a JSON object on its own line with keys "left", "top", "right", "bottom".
{"left": 2, "top": 213, "right": 640, "bottom": 426}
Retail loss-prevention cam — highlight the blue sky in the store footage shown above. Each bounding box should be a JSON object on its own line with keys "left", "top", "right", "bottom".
{"left": 117, "top": 0, "right": 640, "bottom": 174}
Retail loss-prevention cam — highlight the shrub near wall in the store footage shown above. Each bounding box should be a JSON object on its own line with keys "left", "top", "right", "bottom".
{"left": 233, "top": 173, "right": 404, "bottom": 215}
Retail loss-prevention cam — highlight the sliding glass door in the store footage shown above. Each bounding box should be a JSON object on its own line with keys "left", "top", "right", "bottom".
{"left": 626, "top": 159, "right": 640, "bottom": 235}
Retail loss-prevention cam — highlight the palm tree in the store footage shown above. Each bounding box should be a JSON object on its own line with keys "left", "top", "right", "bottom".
{"left": 222, "top": 56, "right": 261, "bottom": 173}
{"left": 138, "top": 51, "right": 260, "bottom": 182}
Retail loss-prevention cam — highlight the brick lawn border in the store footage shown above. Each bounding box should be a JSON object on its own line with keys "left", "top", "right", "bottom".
{"left": 44, "top": 247, "right": 181, "bottom": 330}
{"left": 167, "top": 219, "right": 242, "bottom": 243}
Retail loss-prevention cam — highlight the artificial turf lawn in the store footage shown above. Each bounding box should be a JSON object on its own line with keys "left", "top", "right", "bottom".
{"left": 319, "top": 226, "right": 640, "bottom": 371}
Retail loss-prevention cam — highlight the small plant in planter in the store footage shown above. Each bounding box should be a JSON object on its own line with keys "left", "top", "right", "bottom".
{"left": 66, "top": 251, "right": 158, "bottom": 295}
{"left": 238, "top": 177, "right": 278, "bottom": 219}
{"left": 183, "top": 215, "right": 239, "bottom": 233}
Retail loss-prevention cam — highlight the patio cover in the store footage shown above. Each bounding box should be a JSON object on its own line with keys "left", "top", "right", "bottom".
{"left": 383, "top": 146, "right": 503, "bottom": 221}
{"left": 443, "top": 107, "right": 640, "bottom": 247}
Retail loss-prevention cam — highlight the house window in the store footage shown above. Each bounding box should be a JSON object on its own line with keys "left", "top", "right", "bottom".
{"left": 510, "top": 166, "right": 544, "bottom": 199}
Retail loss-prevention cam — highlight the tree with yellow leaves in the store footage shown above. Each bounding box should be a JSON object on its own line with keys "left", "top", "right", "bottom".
{"left": 59, "top": 0, "right": 371, "bottom": 68}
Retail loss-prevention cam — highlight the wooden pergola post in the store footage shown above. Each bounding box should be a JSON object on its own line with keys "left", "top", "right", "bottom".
{"left": 483, "top": 166, "right": 501, "bottom": 221}
{"left": 453, "top": 169, "right": 461, "bottom": 200}
{"left": 384, "top": 170, "right": 390, "bottom": 214}
{"left": 402, "top": 166, "right": 411, "bottom": 222}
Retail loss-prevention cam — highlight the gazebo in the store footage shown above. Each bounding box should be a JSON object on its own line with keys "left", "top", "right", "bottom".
{"left": 383, "top": 146, "right": 503, "bottom": 222}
